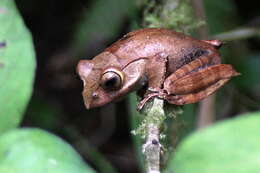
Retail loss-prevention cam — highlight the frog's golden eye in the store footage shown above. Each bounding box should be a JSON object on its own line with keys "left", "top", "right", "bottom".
{"left": 101, "top": 69, "right": 123, "bottom": 91}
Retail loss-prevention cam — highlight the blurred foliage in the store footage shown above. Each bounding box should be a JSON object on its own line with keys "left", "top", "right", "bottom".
{"left": 238, "top": 53, "right": 260, "bottom": 91}
{"left": 0, "top": 0, "right": 259, "bottom": 172}
{"left": 204, "top": 0, "right": 238, "bottom": 35}
{"left": 165, "top": 112, "right": 260, "bottom": 173}
{"left": 0, "top": 128, "right": 95, "bottom": 173}
{"left": 71, "top": 0, "right": 137, "bottom": 55}
{"left": 142, "top": 0, "right": 203, "bottom": 33}
{"left": 24, "top": 96, "right": 61, "bottom": 130}
{"left": 0, "top": 0, "right": 35, "bottom": 134}
{"left": 128, "top": 93, "right": 145, "bottom": 173}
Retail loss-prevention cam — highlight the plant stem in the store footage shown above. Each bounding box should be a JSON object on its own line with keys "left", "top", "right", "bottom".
{"left": 191, "top": 0, "right": 215, "bottom": 128}
{"left": 190, "top": 0, "right": 208, "bottom": 38}
{"left": 143, "top": 124, "right": 161, "bottom": 173}
{"left": 137, "top": 0, "right": 201, "bottom": 172}
{"left": 197, "top": 96, "right": 215, "bottom": 128}
{"left": 142, "top": 98, "right": 165, "bottom": 173}
{"left": 213, "top": 27, "right": 260, "bottom": 41}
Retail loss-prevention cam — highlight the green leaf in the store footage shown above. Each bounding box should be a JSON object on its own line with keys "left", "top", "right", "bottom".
{"left": 0, "top": 0, "right": 36, "bottom": 133}
{"left": 0, "top": 128, "right": 96, "bottom": 173}
{"left": 165, "top": 112, "right": 260, "bottom": 173}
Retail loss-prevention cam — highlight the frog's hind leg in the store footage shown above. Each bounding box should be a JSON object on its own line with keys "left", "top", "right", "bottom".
{"left": 138, "top": 77, "right": 230, "bottom": 110}
{"left": 164, "top": 53, "right": 220, "bottom": 87}
{"left": 165, "top": 64, "right": 239, "bottom": 95}
{"left": 164, "top": 64, "right": 240, "bottom": 105}
{"left": 165, "top": 78, "right": 229, "bottom": 105}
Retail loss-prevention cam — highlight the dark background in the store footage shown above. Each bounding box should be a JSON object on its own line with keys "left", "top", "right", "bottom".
{"left": 14, "top": 0, "right": 260, "bottom": 172}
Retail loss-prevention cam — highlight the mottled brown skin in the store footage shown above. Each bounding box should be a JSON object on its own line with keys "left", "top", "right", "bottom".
{"left": 77, "top": 28, "right": 239, "bottom": 110}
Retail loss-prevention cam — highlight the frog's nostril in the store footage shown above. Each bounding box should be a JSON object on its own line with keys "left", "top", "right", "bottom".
{"left": 92, "top": 92, "right": 99, "bottom": 99}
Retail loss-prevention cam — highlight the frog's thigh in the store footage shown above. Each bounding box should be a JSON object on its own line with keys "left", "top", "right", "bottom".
{"left": 163, "top": 64, "right": 239, "bottom": 104}
{"left": 146, "top": 53, "right": 168, "bottom": 89}
{"left": 164, "top": 64, "right": 238, "bottom": 95}
{"left": 164, "top": 54, "right": 219, "bottom": 90}
{"left": 166, "top": 78, "right": 229, "bottom": 105}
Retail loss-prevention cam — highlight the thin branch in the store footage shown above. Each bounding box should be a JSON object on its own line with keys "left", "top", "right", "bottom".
{"left": 213, "top": 27, "right": 260, "bottom": 41}
{"left": 197, "top": 96, "right": 215, "bottom": 128}
{"left": 190, "top": 0, "right": 208, "bottom": 38}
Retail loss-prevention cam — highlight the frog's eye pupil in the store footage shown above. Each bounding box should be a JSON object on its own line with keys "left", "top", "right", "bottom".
{"left": 101, "top": 71, "right": 123, "bottom": 91}
{"left": 105, "top": 77, "right": 117, "bottom": 88}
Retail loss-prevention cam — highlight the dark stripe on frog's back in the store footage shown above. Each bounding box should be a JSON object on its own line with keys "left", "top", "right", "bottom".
{"left": 166, "top": 47, "right": 209, "bottom": 75}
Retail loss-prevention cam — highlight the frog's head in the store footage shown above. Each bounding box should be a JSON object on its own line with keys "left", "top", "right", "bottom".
{"left": 77, "top": 52, "right": 147, "bottom": 109}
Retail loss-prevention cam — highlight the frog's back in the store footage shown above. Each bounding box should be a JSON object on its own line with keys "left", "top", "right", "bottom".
{"left": 105, "top": 28, "right": 209, "bottom": 66}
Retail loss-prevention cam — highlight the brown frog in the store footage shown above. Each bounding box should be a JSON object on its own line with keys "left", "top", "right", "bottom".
{"left": 77, "top": 28, "right": 239, "bottom": 110}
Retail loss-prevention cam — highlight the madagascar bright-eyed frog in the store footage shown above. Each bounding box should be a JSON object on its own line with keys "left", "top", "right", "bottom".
{"left": 77, "top": 28, "right": 239, "bottom": 110}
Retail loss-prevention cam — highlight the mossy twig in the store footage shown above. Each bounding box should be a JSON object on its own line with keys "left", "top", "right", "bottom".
{"left": 133, "top": 0, "right": 202, "bottom": 172}
{"left": 142, "top": 98, "right": 165, "bottom": 173}
{"left": 142, "top": 0, "right": 204, "bottom": 33}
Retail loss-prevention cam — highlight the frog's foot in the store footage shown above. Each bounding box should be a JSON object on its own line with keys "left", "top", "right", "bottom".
{"left": 147, "top": 87, "right": 163, "bottom": 93}
{"left": 137, "top": 89, "right": 167, "bottom": 111}
{"left": 137, "top": 93, "right": 159, "bottom": 111}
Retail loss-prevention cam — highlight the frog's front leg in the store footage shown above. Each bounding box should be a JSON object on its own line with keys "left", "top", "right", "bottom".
{"left": 146, "top": 52, "right": 168, "bottom": 90}
{"left": 163, "top": 64, "right": 240, "bottom": 105}
{"left": 137, "top": 53, "right": 168, "bottom": 110}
